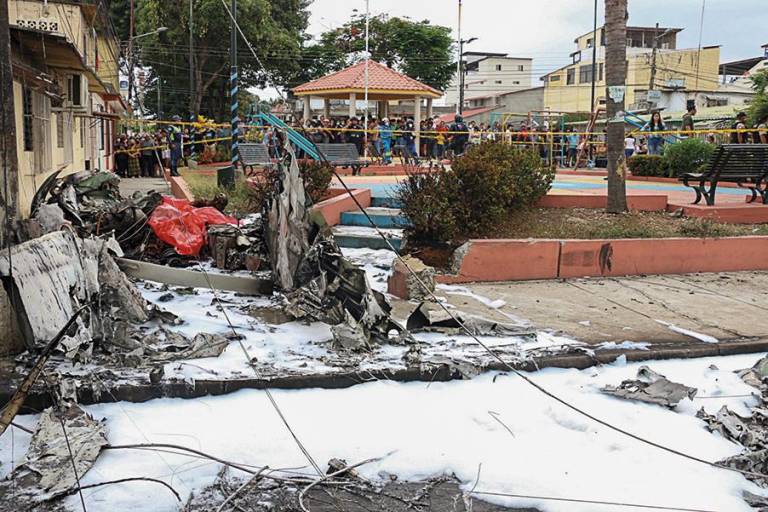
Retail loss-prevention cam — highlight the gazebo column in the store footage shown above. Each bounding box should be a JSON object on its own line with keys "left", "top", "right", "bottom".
{"left": 303, "top": 96, "right": 311, "bottom": 124}
{"left": 414, "top": 96, "right": 422, "bottom": 157}
{"left": 426, "top": 98, "right": 433, "bottom": 120}
{"left": 349, "top": 92, "right": 357, "bottom": 118}
{"left": 323, "top": 99, "right": 331, "bottom": 119}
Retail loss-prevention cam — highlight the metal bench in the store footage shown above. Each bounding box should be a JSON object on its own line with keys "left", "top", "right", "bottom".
{"left": 315, "top": 143, "right": 370, "bottom": 176}
{"left": 680, "top": 144, "right": 768, "bottom": 205}
{"left": 239, "top": 143, "right": 273, "bottom": 176}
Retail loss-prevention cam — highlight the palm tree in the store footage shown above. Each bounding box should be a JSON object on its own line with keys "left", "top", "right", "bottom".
{"left": 605, "top": 0, "right": 628, "bottom": 213}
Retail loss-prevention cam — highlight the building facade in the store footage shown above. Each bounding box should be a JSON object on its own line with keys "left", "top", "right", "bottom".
{"left": 8, "top": 0, "right": 125, "bottom": 217}
{"left": 444, "top": 52, "right": 533, "bottom": 108}
{"left": 542, "top": 25, "right": 721, "bottom": 113}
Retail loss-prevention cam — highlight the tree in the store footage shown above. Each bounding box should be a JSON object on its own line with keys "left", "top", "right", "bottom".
{"left": 298, "top": 14, "right": 455, "bottom": 91}
{"left": 748, "top": 69, "right": 768, "bottom": 127}
{"left": 604, "top": 0, "right": 628, "bottom": 213}
{"left": 119, "top": 0, "right": 309, "bottom": 119}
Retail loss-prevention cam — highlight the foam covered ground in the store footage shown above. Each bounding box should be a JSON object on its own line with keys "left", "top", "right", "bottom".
{"left": 11, "top": 353, "right": 761, "bottom": 512}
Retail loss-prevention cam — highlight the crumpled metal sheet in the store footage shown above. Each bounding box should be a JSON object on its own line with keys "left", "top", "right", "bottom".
{"left": 406, "top": 302, "right": 531, "bottom": 338}
{"left": 0, "top": 231, "right": 148, "bottom": 358}
{"left": 8, "top": 403, "right": 107, "bottom": 503}
{"left": 266, "top": 143, "right": 311, "bottom": 292}
{"left": 265, "top": 142, "right": 407, "bottom": 350}
{"left": 602, "top": 366, "right": 698, "bottom": 407}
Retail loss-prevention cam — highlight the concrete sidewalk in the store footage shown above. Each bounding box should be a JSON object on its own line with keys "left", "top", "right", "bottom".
{"left": 118, "top": 176, "right": 169, "bottom": 196}
{"left": 419, "top": 271, "right": 768, "bottom": 346}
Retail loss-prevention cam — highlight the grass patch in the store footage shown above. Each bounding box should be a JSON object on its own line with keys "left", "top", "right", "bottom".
{"left": 181, "top": 170, "right": 259, "bottom": 216}
{"left": 490, "top": 208, "right": 768, "bottom": 240}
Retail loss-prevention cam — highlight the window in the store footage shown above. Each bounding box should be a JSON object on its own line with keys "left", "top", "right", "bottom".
{"left": 579, "top": 65, "right": 594, "bottom": 84}
{"left": 22, "top": 86, "right": 33, "bottom": 151}
{"left": 572, "top": 51, "right": 581, "bottom": 64}
{"left": 600, "top": 30, "right": 606, "bottom": 46}
{"left": 566, "top": 68, "right": 575, "bottom": 85}
{"left": 513, "top": 80, "right": 520, "bottom": 84}
{"left": 56, "top": 113, "right": 64, "bottom": 148}
{"left": 496, "top": 64, "right": 502, "bottom": 71}
{"left": 67, "top": 74, "right": 83, "bottom": 107}
{"left": 495, "top": 80, "right": 503, "bottom": 84}
{"left": 517, "top": 65, "right": 524, "bottom": 72}
{"left": 586, "top": 38, "right": 594, "bottom": 48}
{"left": 549, "top": 75, "right": 561, "bottom": 83}
{"left": 80, "top": 118, "right": 85, "bottom": 148}
{"left": 599, "top": 63, "right": 604, "bottom": 81}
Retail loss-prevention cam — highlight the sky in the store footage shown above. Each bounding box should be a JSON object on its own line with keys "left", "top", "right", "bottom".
{"left": 306, "top": 0, "right": 767, "bottom": 76}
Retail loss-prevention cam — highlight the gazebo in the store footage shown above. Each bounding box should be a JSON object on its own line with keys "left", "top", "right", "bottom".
{"left": 292, "top": 60, "right": 443, "bottom": 155}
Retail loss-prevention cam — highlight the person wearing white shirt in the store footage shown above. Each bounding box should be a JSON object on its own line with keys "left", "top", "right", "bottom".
{"left": 624, "top": 133, "right": 637, "bottom": 158}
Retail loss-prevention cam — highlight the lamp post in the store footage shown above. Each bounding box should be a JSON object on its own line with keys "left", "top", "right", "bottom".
{"left": 456, "top": 0, "right": 461, "bottom": 114}
{"left": 128, "top": 27, "right": 168, "bottom": 116}
{"left": 364, "top": 0, "right": 370, "bottom": 157}
{"left": 458, "top": 36, "right": 477, "bottom": 115}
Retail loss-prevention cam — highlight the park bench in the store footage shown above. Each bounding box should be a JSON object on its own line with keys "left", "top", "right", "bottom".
{"left": 239, "top": 143, "right": 273, "bottom": 176}
{"left": 679, "top": 144, "right": 768, "bottom": 206}
{"left": 315, "top": 143, "right": 370, "bottom": 176}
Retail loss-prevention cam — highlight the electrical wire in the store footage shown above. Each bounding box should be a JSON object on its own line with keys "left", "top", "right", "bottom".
{"left": 317, "top": 149, "right": 768, "bottom": 484}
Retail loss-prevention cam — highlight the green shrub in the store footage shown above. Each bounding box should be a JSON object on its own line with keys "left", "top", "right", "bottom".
{"left": 663, "top": 138, "right": 715, "bottom": 177}
{"left": 396, "top": 143, "right": 554, "bottom": 243}
{"left": 299, "top": 160, "right": 333, "bottom": 204}
{"left": 628, "top": 155, "right": 668, "bottom": 177}
{"left": 446, "top": 143, "right": 555, "bottom": 237}
{"left": 396, "top": 169, "right": 456, "bottom": 244}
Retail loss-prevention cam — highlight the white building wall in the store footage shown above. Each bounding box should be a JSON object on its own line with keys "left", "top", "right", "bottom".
{"left": 444, "top": 57, "right": 533, "bottom": 107}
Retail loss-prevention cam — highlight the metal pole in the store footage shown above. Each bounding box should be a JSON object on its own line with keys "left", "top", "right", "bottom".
{"left": 128, "top": 0, "right": 134, "bottom": 104}
{"left": 456, "top": 0, "right": 461, "bottom": 114}
{"left": 589, "top": 0, "right": 598, "bottom": 112}
{"left": 189, "top": 0, "right": 194, "bottom": 120}
{"left": 157, "top": 77, "right": 161, "bottom": 119}
{"left": 589, "top": 0, "right": 598, "bottom": 162}
{"left": 364, "top": 0, "right": 370, "bottom": 157}
{"left": 649, "top": 23, "right": 659, "bottom": 93}
{"left": 230, "top": 0, "right": 239, "bottom": 169}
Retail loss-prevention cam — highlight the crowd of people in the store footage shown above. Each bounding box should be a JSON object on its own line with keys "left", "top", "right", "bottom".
{"left": 112, "top": 108, "right": 768, "bottom": 178}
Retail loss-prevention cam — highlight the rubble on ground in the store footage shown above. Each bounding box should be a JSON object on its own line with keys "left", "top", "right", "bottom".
{"left": 0, "top": 403, "right": 106, "bottom": 509}
{"left": 267, "top": 142, "right": 408, "bottom": 350}
{"left": 183, "top": 464, "right": 517, "bottom": 512}
{"left": 407, "top": 302, "right": 533, "bottom": 338}
{"left": 602, "top": 366, "right": 698, "bottom": 407}
{"left": 388, "top": 255, "right": 436, "bottom": 300}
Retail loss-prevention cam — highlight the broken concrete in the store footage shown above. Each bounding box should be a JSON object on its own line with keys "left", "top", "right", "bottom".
{"left": 388, "top": 255, "right": 436, "bottom": 300}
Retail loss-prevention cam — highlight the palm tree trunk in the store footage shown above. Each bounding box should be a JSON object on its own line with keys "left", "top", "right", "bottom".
{"left": 605, "top": 0, "right": 628, "bottom": 213}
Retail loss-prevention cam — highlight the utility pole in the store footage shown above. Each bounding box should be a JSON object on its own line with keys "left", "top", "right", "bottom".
{"left": 649, "top": 22, "right": 659, "bottom": 95}
{"left": 363, "top": 0, "right": 370, "bottom": 157}
{"left": 589, "top": 0, "right": 598, "bottom": 112}
{"left": 230, "top": 0, "right": 239, "bottom": 169}
{"left": 157, "top": 77, "right": 162, "bottom": 119}
{"left": 0, "top": 0, "right": 18, "bottom": 249}
{"left": 128, "top": 0, "right": 134, "bottom": 105}
{"left": 605, "top": 0, "right": 628, "bottom": 214}
{"left": 189, "top": 0, "right": 195, "bottom": 120}
{"left": 456, "top": 0, "right": 462, "bottom": 115}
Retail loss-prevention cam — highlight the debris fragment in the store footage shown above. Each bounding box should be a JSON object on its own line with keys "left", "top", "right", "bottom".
{"left": 387, "top": 255, "right": 436, "bottom": 300}
{"left": 406, "top": 302, "right": 529, "bottom": 337}
{"left": 602, "top": 366, "right": 698, "bottom": 407}
{"left": 0, "top": 403, "right": 107, "bottom": 504}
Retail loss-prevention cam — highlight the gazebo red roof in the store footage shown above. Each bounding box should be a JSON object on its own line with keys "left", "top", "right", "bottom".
{"left": 292, "top": 60, "right": 442, "bottom": 99}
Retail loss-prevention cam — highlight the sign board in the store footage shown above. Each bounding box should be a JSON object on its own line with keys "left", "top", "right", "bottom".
{"left": 647, "top": 90, "right": 662, "bottom": 102}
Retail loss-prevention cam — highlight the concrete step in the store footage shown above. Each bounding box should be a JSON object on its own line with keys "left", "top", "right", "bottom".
{"left": 340, "top": 207, "right": 410, "bottom": 229}
{"left": 333, "top": 226, "right": 403, "bottom": 252}
{"left": 371, "top": 196, "right": 403, "bottom": 209}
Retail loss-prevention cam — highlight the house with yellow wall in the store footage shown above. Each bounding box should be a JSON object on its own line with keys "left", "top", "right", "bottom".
{"left": 8, "top": 0, "right": 125, "bottom": 217}
{"left": 542, "top": 25, "right": 721, "bottom": 114}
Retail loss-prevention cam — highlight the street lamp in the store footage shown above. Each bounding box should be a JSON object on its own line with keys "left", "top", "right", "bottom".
{"left": 128, "top": 27, "right": 168, "bottom": 114}
{"left": 458, "top": 37, "right": 478, "bottom": 115}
